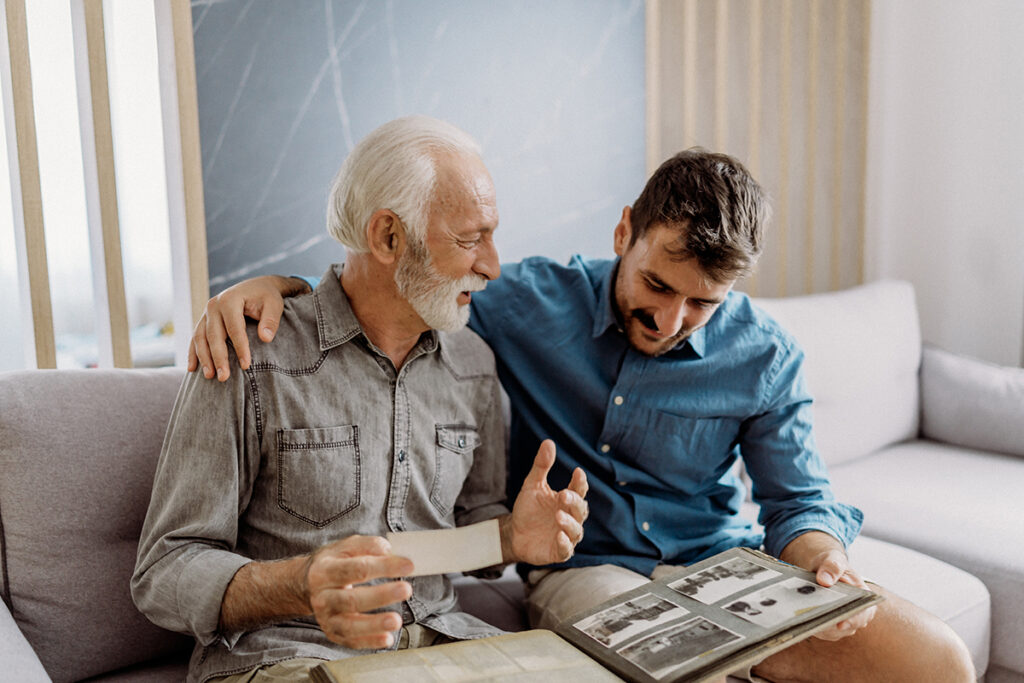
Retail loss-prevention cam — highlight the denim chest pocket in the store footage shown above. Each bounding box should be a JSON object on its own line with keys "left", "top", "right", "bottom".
{"left": 638, "top": 412, "right": 742, "bottom": 490}
{"left": 430, "top": 424, "right": 480, "bottom": 516}
{"left": 277, "top": 425, "right": 360, "bottom": 528}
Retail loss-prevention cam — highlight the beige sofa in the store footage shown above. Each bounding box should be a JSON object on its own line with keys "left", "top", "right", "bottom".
{"left": 1, "top": 279, "right": 1020, "bottom": 681}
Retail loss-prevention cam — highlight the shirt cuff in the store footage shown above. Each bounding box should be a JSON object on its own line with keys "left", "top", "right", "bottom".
{"left": 763, "top": 502, "right": 864, "bottom": 559}
{"left": 176, "top": 550, "right": 252, "bottom": 648}
{"left": 290, "top": 275, "right": 320, "bottom": 292}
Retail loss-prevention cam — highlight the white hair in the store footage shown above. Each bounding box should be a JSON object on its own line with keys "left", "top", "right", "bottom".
{"left": 326, "top": 115, "right": 483, "bottom": 252}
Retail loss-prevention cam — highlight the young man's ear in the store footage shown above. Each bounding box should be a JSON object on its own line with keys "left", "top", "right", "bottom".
{"left": 613, "top": 206, "right": 633, "bottom": 257}
{"left": 366, "top": 209, "right": 403, "bottom": 265}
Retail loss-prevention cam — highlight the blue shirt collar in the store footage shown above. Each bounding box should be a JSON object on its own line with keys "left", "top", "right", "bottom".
{"left": 590, "top": 258, "right": 706, "bottom": 358}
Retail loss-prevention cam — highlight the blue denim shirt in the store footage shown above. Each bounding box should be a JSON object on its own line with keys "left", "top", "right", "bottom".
{"left": 133, "top": 266, "right": 508, "bottom": 683}
{"left": 467, "top": 256, "right": 863, "bottom": 576}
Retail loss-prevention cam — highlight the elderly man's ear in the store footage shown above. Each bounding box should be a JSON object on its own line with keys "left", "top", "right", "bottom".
{"left": 366, "top": 209, "right": 404, "bottom": 265}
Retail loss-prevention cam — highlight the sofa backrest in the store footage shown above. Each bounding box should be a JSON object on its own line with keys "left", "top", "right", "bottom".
{"left": 0, "top": 368, "right": 191, "bottom": 683}
{"left": 753, "top": 280, "right": 922, "bottom": 467}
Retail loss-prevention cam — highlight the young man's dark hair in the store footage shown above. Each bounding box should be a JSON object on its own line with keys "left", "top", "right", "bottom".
{"left": 629, "top": 148, "right": 769, "bottom": 283}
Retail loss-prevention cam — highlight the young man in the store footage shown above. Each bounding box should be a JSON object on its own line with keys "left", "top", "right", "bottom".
{"left": 190, "top": 148, "right": 974, "bottom": 682}
{"left": 132, "top": 116, "right": 588, "bottom": 683}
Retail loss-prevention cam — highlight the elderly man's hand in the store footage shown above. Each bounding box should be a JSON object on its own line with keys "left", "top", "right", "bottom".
{"left": 500, "top": 440, "right": 589, "bottom": 565}
{"left": 188, "top": 275, "right": 308, "bottom": 382}
{"left": 305, "top": 535, "right": 414, "bottom": 649}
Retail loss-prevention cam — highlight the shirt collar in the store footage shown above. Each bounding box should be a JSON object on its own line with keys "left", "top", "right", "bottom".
{"left": 591, "top": 260, "right": 621, "bottom": 339}
{"left": 589, "top": 258, "right": 707, "bottom": 358}
{"left": 312, "top": 263, "right": 440, "bottom": 355}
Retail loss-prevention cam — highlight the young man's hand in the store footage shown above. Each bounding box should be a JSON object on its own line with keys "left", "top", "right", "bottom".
{"left": 188, "top": 275, "right": 307, "bottom": 381}
{"left": 500, "top": 440, "right": 589, "bottom": 565}
{"left": 779, "top": 530, "right": 878, "bottom": 642}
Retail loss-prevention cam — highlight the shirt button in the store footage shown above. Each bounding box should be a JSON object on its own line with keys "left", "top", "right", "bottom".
{"left": 613, "top": 395, "right": 624, "bottom": 406}
{"left": 397, "top": 450, "right": 406, "bottom": 462}
{"left": 642, "top": 521, "right": 651, "bottom": 531}
{"left": 600, "top": 444, "right": 611, "bottom": 453}
{"left": 458, "top": 437, "right": 466, "bottom": 448}
{"left": 618, "top": 481, "right": 627, "bottom": 487}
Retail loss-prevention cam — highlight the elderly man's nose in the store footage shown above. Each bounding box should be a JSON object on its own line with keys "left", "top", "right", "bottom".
{"left": 475, "top": 239, "right": 500, "bottom": 281}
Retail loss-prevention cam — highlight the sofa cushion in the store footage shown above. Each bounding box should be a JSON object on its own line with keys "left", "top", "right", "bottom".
{"left": 845, "top": 535, "right": 990, "bottom": 678}
{"left": 753, "top": 281, "right": 921, "bottom": 467}
{"left": 921, "top": 345, "right": 1024, "bottom": 458}
{"left": 829, "top": 439, "right": 1024, "bottom": 675}
{"left": 0, "top": 368, "right": 192, "bottom": 683}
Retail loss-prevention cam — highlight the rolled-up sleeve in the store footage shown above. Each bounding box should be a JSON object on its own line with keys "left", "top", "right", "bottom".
{"left": 131, "top": 364, "right": 260, "bottom": 647}
{"left": 740, "top": 345, "right": 863, "bottom": 558}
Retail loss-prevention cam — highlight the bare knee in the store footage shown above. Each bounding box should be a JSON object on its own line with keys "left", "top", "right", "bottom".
{"left": 879, "top": 588, "right": 975, "bottom": 683}
{"left": 753, "top": 586, "right": 976, "bottom": 683}
{"left": 919, "top": 619, "right": 976, "bottom": 683}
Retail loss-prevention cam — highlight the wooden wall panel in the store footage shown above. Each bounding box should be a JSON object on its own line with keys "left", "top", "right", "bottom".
{"left": 647, "top": 0, "right": 872, "bottom": 297}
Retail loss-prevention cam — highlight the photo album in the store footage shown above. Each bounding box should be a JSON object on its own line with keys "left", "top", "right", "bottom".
{"left": 554, "top": 546, "right": 884, "bottom": 682}
{"left": 311, "top": 546, "right": 883, "bottom": 683}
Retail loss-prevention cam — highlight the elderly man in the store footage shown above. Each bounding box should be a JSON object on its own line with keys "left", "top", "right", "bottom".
{"left": 190, "top": 146, "right": 975, "bottom": 682}
{"left": 132, "top": 116, "right": 588, "bottom": 683}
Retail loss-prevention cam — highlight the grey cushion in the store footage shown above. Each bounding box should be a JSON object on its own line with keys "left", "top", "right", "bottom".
{"left": 829, "top": 440, "right": 1024, "bottom": 676}
{"left": 451, "top": 564, "right": 529, "bottom": 633}
{"left": 0, "top": 368, "right": 192, "bottom": 683}
{"left": 754, "top": 281, "right": 921, "bottom": 467}
{"left": 921, "top": 345, "right": 1024, "bottom": 458}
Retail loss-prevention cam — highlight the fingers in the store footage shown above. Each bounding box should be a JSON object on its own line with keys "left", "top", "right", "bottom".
{"left": 223, "top": 305, "right": 252, "bottom": 371}
{"left": 187, "top": 338, "right": 199, "bottom": 373}
{"left": 308, "top": 535, "right": 416, "bottom": 649}
{"left": 521, "top": 439, "right": 557, "bottom": 490}
{"left": 320, "top": 609, "right": 403, "bottom": 649}
{"left": 560, "top": 486, "right": 589, "bottom": 524}
{"left": 811, "top": 563, "right": 876, "bottom": 642}
{"left": 311, "top": 579, "right": 412, "bottom": 618}
{"left": 569, "top": 466, "right": 589, "bottom": 500}
{"left": 815, "top": 550, "right": 849, "bottom": 587}
{"left": 204, "top": 299, "right": 234, "bottom": 382}
{"left": 254, "top": 296, "right": 284, "bottom": 343}
{"left": 813, "top": 604, "right": 877, "bottom": 641}
{"left": 314, "top": 581, "right": 411, "bottom": 649}
{"left": 190, "top": 313, "right": 216, "bottom": 379}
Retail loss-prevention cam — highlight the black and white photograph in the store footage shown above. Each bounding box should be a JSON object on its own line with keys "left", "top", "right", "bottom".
{"left": 617, "top": 616, "right": 743, "bottom": 679}
{"left": 573, "top": 593, "right": 690, "bottom": 648}
{"left": 668, "top": 557, "right": 781, "bottom": 605}
{"left": 724, "top": 577, "right": 845, "bottom": 628}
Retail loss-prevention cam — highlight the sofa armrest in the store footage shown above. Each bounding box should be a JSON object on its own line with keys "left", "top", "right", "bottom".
{"left": 920, "top": 345, "right": 1024, "bottom": 457}
{"left": 0, "top": 601, "right": 50, "bottom": 681}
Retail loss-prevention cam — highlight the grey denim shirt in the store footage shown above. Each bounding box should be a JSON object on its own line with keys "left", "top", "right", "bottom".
{"left": 131, "top": 265, "right": 509, "bottom": 683}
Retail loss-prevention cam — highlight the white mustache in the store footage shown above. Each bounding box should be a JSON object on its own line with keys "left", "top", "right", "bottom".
{"left": 456, "top": 275, "right": 488, "bottom": 295}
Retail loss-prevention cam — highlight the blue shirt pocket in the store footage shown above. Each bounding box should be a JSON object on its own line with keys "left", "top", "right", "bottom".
{"left": 637, "top": 412, "right": 743, "bottom": 495}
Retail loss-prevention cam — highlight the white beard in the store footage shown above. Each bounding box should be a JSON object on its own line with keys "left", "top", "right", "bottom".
{"left": 394, "top": 239, "right": 486, "bottom": 332}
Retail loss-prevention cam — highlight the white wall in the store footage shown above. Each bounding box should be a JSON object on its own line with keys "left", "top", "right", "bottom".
{"left": 866, "top": 0, "right": 1024, "bottom": 367}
